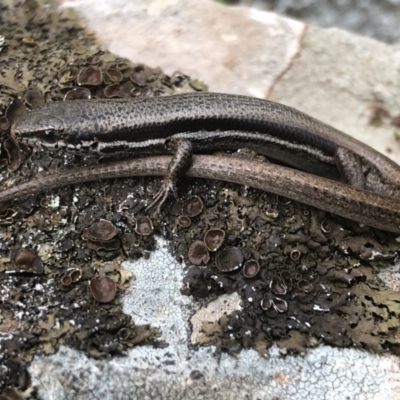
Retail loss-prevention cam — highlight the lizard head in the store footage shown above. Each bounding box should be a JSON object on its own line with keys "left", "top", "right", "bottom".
{"left": 11, "top": 104, "right": 67, "bottom": 149}
{"left": 10, "top": 100, "right": 98, "bottom": 152}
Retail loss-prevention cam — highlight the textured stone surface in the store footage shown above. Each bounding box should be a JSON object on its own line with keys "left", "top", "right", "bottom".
{"left": 61, "top": 0, "right": 305, "bottom": 97}
{"left": 29, "top": 239, "right": 400, "bottom": 400}
{"left": 240, "top": 0, "right": 400, "bottom": 44}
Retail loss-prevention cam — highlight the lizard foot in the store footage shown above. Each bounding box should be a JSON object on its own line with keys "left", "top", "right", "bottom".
{"left": 145, "top": 178, "right": 179, "bottom": 215}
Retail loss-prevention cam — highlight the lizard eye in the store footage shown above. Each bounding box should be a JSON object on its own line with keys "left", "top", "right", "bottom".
{"left": 41, "top": 129, "right": 57, "bottom": 143}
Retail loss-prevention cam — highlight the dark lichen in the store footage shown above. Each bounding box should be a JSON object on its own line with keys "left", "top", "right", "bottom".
{"left": 242, "top": 259, "right": 260, "bottom": 279}
{"left": 90, "top": 276, "right": 117, "bottom": 303}
{"left": 204, "top": 228, "right": 225, "bottom": 251}
{"left": 188, "top": 240, "right": 210, "bottom": 265}
{"left": 167, "top": 183, "right": 400, "bottom": 357}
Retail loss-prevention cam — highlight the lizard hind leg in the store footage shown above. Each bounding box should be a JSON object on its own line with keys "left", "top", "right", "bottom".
{"left": 145, "top": 139, "right": 193, "bottom": 214}
{"left": 334, "top": 147, "right": 366, "bottom": 189}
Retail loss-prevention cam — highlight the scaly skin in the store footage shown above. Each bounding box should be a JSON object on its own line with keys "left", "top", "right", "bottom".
{"left": 11, "top": 92, "right": 400, "bottom": 195}
{"left": 0, "top": 155, "right": 400, "bottom": 233}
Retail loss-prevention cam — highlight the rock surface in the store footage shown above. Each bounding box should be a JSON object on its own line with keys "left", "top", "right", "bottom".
{"left": 236, "top": 0, "right": 400, "bottom": 44}
{"left": 19, "top": 0, "right": 400, "bottom": 399}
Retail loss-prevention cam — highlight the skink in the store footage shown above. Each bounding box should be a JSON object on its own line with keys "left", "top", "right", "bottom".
{"left": 11, "top": 92, "right": 400, "bottom": 197}
{"left": 8, "top": 92, "right": 400, "bottom": 232}
{"left": 1, "top": 155, "right": 400, "bottom": 233}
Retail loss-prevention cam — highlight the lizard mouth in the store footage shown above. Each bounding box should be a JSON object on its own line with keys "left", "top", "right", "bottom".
{"left": 64, "top": 141, "right": 98, "bottom": 152}
{"left": 16, "top": 137, "right": 45, "bottom": 148}
{"left": 17, "top": 137, "right": 99, "bottom": 153}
